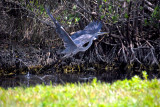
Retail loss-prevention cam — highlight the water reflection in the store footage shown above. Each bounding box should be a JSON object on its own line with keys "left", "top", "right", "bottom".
{"left": 0, "top": 73, "right": 97, "bottom": 88}
{"left": 0, "top": 73, "right": 57, "bottom": 88}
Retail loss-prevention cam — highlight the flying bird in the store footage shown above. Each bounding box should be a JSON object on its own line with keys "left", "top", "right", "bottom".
{"left": 45, "top": 6, "right": 108, "bottom": 58}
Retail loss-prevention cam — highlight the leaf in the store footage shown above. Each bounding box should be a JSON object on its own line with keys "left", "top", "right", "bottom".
{"left": 142, "top": 71, "right": 148, "bottom": 80}
{"left": 99, "top": 5, "right": 102, "bottom": 9}
{"left": 124, "top": 13, "right": 128, "bottom": 18}
{"left": 112, "top": 15, "right": 118, "bottom": 23}
{"left": 108, "top": 6, "right": 112, "bottom": 13}
{"left": 67, "top": 21, "right": 72, "bottom": 25}
{"left": 101, "top": 15, "right": 105, "bottom": 19}
{"left": 103, "top": 0, "right": 107, "bottom": 2}
{"left": 127, "top": 0, "right": 130, "bottom": 2}
{"left": 144, "top": 19, "right": 148, "bottom": 26}
{"left": 73, "top": 5, "right": 77, "bottom": 10}
{"left": 75, "top": 17, "right": 80, "bottom": 22}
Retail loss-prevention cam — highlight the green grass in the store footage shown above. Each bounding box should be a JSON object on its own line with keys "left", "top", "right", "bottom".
{"left": 0, "top": 75, "right": 160, "bottom": 107}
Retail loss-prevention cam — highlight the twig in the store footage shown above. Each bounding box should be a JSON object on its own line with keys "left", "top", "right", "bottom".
{"left": 144, "top": 0, "right": 155, "bottom": 8}
{"left": 146, "top": 41, "right": 159, "bottom": 65}
{"left": 75, "top": 0, "right": 98, "bottom": 16}
{"left": 144, "top": 5, "right": 154, "bottom": 12}
{"left": 130, "top": 43, "right": 142, "bottom": 64}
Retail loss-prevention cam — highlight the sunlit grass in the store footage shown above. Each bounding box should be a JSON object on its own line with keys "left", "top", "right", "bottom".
{"left": 0, "top": 75, "right": 160, "bottom": 107}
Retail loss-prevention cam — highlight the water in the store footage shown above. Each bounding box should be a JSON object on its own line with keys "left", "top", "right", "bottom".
{"left": 0, "top": 72, "right": 98, "bottom": 88}
{"left": 26, "top": 72, "right": 30, "bottom": 87}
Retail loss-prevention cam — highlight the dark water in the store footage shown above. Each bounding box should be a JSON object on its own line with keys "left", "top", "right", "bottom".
{"left": 1, "top": 69, "right": 159, "bottom": 88}
{"left": 0, "top": 72, "right": 101, "bottom": 88}
{"left": 0, "top": 70, "right": 123, "bottom": 88}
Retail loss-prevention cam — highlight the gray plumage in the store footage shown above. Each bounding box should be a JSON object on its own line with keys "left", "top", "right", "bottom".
{"left": 46, "top": 7, "right": 108, "bottom": 58}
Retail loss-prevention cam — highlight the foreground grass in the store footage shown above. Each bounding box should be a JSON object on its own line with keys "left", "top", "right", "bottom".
{"left": 0, "top": 75, "right": 160, "bottom": 107}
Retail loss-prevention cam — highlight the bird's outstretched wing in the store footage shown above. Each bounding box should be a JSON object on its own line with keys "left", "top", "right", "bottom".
{"left": 71, "top": 21, "right": 102, "bottom": 40}
{"left": 84, "top": 21, "right": 102, "bottom": 33}
{"left": 45, "top": 6, "right": 77, "bottom": 51}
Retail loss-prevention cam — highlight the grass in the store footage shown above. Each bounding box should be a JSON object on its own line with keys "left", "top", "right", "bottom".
{"left": 0, "top": 74, "right": 160, "bottom": 107}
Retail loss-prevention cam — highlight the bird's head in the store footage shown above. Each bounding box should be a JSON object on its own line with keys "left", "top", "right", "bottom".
{"left": 94, "top": 32, "right": 109, "bottom": 40}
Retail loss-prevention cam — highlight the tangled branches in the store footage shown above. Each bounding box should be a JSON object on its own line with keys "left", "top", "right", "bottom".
{"left": 0, "top": 0, "right": 160, "bottom": 70}
{"left": 67, "top": 0, "right": 160, "bottom": 66}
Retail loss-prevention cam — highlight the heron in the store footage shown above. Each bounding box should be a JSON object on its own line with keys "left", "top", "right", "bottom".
{"left": 45, "top": 7, "right": 108, "bottom": 58}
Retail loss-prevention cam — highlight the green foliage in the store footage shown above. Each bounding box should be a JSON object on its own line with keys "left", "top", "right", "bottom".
{"left": 142, "top": 71, "right": 148, "bottom": 80}
{"left": 0, "top": 76, "right": 160, "bottom": 107}
{"left": 103, "top": 0, "right": 107, "bottom": 2}
{"left": 143, "top": 5, "right": 160, "bottom": 28}
{"left": 75, "top": 17, "right": 80, "bottom": 23}
{"left": 151, "top": 6, "right": 160, "bottom": 19}
{"left": 101, "top": 15, "right": 105, "bottom": 20}
{"left": 112, "top": 14, "right": 119, "bottom": 23}
{"left": 98, "top": 1, "right": 122, "bottom": 24}
{"left": 66, "top": 14, "right": 80, "bottom": 25}
{"left": 24, "top": 0, "right": 45, "bottom": 15}
{"left": 150, "top": 5, "right": 160, "bottom": 28}
{"left": 60, "top": 8, "right": 80, "bottom": 26}
{"left": 144, "top": 19, "right": 148, "bottom": 26}
{"left": 127, "top": 0, "right": 130, "bottom": 2}
{"left": 124, "top": 13, "right": 128, "bottom": 19}
{"left": 108, "top": 5, "right": 112, "bottom": 13}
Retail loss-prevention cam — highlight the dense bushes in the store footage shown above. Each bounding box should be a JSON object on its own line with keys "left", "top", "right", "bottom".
{"left": 0, "top": 0, "right": 159, "bottom": 74}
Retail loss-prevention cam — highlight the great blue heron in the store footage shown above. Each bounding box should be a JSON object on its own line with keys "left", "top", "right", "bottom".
{"left": 46, "top": 7, "right": 108, "bottom": 58}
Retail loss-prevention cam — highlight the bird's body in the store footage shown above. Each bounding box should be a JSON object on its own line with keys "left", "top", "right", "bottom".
{"left": 46, "top": 7, "right": 108, "bottom": 58}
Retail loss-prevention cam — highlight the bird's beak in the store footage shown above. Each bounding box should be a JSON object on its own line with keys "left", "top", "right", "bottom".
{"left": 98, "top": 32, "right": 109, "bottom": 35}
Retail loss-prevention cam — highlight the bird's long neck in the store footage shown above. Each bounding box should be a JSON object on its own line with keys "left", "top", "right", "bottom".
{"left": 81, "top": 36, "right": 95, "bottom": 51}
